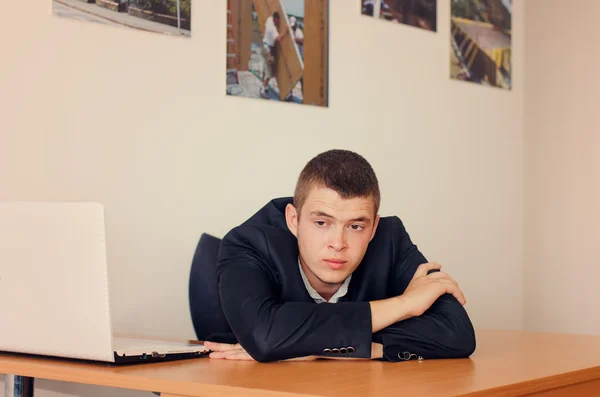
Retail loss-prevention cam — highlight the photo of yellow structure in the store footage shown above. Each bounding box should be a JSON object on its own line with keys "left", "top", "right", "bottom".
{"left": 450, "top": 0, "right": 511, "bottom": 90}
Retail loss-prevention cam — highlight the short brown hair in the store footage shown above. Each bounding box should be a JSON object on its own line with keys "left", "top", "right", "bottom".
{"left": 293, "top": 149, "right": 381, "bottom": 215}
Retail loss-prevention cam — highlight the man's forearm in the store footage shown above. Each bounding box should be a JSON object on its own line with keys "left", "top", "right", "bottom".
{"left": 372, "top": 295, "right": 476, "bottom": 362}
{"left": 369, "top": 296, "right": 412, "bottom": 333}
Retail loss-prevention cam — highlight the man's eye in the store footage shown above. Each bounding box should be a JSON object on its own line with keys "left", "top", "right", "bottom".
{"left": 350, "top": 224, "right": 364, "bottom": 230}
{"left": 315, "top": 221, "right": 326, "bottom": 227}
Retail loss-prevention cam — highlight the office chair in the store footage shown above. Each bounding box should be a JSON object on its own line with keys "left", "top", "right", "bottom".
{"left": 188, "top": 233, "right": 233, "bottom": 342}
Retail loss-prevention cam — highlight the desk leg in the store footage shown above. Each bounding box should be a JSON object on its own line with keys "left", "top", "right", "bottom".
{"left": 5, "top": 375, "right": 34, "bottom": 397}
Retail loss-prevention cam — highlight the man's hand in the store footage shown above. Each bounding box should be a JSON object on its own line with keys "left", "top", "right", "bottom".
{"left": 204, "top": 341, "right": 254, "bottom": 361}
{"left": 400, "top": 262, "right": 466, "bottom": 317}
{"left": 370, "top": 262, "right": 466, "bottom": 333}
{"left": 275, "top": 28, "right": 289, "bottom": 44}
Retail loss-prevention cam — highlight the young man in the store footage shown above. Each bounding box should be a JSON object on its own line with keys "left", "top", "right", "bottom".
{"left": 290, "top": 16, "right": 304, "bottom": 60}
{"left": 205, "top": 150, "right": 475, "bottom": 362}
{"left": 260, "top": 11, "right": 287, "bottom": 99}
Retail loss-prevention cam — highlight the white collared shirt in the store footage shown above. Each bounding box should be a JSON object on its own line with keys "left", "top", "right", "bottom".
{"left": 298, "top": 259, "right": 351, "bottom": 304}
{"left": 263, "top": 16, "right": 279, "bottom": 47}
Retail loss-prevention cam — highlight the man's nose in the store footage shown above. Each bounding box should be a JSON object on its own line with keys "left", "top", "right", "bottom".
{"left": 328, "top": 227, "right": 347, "bottom": 251}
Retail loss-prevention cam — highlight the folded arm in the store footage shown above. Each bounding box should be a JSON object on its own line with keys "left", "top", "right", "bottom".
{"left": 373, "top": 218, "right": 476, "bottom": 362}
{"left": 215, "top": 220, "right": 475, "bottom": 363}
{"left": 216, "top": 228, "right": 373, "bottom": 362}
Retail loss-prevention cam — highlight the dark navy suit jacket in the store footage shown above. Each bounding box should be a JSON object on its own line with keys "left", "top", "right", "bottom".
{"left": 215, "top": 197, "right": 476, "bottom": 362}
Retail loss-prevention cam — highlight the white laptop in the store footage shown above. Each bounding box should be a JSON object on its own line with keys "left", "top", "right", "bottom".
{"left": 0, "top": 202, "right": 210, "bottom": 364}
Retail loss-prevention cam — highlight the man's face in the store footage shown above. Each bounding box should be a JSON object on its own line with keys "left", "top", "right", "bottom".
{"left": 274, "top": 15, "right": 280, "bottom": 25}
{"left": 286, "top": 186, "right": 380, "bottom": 291}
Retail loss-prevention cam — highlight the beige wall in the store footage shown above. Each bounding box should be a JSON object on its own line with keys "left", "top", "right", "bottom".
{"left": 524, "top": 0, "right": 600, "bottom": 335}
{"left": 0, "top": 1, "right": 525, "bottom": 396}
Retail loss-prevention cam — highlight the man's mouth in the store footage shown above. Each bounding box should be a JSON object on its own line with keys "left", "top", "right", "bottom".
{"left": 323, "top": 259, "right": 347, "bottom": 270}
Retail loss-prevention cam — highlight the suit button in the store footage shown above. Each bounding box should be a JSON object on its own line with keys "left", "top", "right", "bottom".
{"left": 331, "top": 348, "right": 340, "bottom": 354}
{"left": 340, "top": 347, "right": 347, "bottom": 354}
{"left": 347, "top": 347, "right": 355, "bottom": 353}
{"left": 323, "top": 348, "right": 331, "bottom": 353}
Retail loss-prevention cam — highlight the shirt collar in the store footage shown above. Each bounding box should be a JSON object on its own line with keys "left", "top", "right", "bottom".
{"left": 297, "top": 259, "right": 351, "bottom": 304}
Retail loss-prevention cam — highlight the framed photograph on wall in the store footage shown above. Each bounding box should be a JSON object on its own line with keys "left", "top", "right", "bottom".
{"left": 361, "top": 0, "right": 437, "bottom": 32}
{"left": 52, "top": 0, "right": 191, "bottom": 37}
{"left": 450, "top": 0, "right": 512, "bottom": 90}
{"left": 225, "top": 0, "right": 329, "bottom": 108}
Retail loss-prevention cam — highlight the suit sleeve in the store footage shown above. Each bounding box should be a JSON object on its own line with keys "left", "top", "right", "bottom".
{"left": 373, "top": 217, "right": 477, "bottom": 362}
{"left": 216, "top": 227, "right": 373, "bottom": 362}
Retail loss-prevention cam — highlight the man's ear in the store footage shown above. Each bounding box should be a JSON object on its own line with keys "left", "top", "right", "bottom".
{"left": 285, "top": 203, "right": 299, "bottom": 238}
{"left": 369, "top": 214, "right": 380, "bottom": 242}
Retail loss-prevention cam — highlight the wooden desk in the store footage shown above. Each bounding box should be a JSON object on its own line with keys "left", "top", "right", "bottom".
{"left": 2, "top": 329, "right": 600, "bottom": 397}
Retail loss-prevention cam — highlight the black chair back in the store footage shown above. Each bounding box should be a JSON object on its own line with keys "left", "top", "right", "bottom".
{"left": 188, "top": 233, "right": 231, "bottom": 340}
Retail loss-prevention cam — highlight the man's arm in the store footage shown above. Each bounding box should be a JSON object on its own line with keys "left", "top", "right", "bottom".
{"left": 205, "top": 340, "right": 383, "bottom": 361}
{"left": 275, "top": 27, "right": 288, "bottom": 43}
{"left": 372, "top": 217, "right": 476, "bottom": 362}
{"left": 216, "top": 227, "right": 371, "bottom": 362}
{"left": 216, "top": 226, "right": 414, "bottom": 363}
